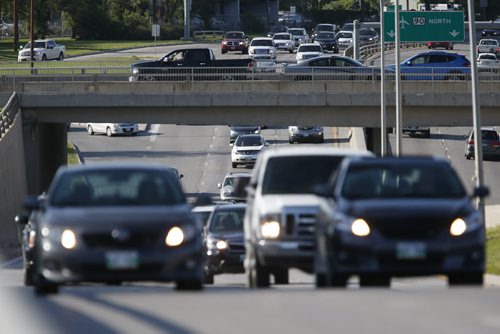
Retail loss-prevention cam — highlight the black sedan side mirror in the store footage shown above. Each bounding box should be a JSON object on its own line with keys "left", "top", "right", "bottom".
{"left": 473, "top": 186, "right": 490, "bottom": 198}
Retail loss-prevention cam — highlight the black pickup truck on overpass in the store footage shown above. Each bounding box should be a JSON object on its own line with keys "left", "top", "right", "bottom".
{"left": 129, "top": 48, "right": 253, "bottom": 81}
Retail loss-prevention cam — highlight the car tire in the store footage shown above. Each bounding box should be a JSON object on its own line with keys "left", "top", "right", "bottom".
{"left": 42, "top": 54, "right": 47, "bottom": 61}
{"left": 58, "top": 52, "right": 64, "bottom": 61}
{"left": 106, "top": 127, "right": 113, "bottom": 137}
{"left": 315, "top": 272, "right": 328, "bottom": 288}
{"left": 359, "top": 275, "right": 391, "bottom": 287}
{"left": 242, "top": 48, "right": 248, "bottom": 55}
{"left": 34, "top": 279, "right": 59, "bottom": 295}
{"left": 425, "top": 130, "right": 431, "bottom": 138}
{"left": 318, "top": 136, "right": 325, "bottom": 143}
{"left": 232, "top": 162, "right": 237, "bottom": 168}
{"left": 465, "top": 153, "right": 472, "bottom": 160}
{"left": 23, "top": 266, "right": 35, "bottom": 286}
{"left": 248, "top": 252, "right": 270, "bottom": 288}
{"left": 176, "top": 279, "right": 203, "bottom": 291}
{"left": 448, "top": 273, "right": 484, "bottom": 286}
{"left": 87, "top": 125, "right": 94, "bottom": 135}
{"left": 221, "top": 50, "right": 227, "bottom": 54}
{"left": 203, "top": 272, "right": 214, "bottom": 285}
{"left": 105, "top": 281, "right": 123, "bottom": 286}
{"left": 274, "top": 268, "right": 289, "bottom": 284}
{"left": 330, "top": 273, "right": 348, "bottom": 287}
{"left": 131, "top": 132, "right": 138, "bottom": 136}
{"left": 289, "top": 138, "right": 293, "bottom": 144}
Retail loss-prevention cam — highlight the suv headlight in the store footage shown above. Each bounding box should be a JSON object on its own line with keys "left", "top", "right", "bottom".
{"left": 332, "top": 215, "right": 371, "bottom": 237}
{"left": 132, "top": 67, "right": 140, "bottom": 75}
{"left": 40, "top": 226, "right": 79, "bottom": 250}
{"left": 260, "top": 214, "right": 281, "bottom": 238}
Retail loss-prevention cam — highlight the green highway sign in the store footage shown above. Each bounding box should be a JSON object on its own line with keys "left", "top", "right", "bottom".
{"left": 384, "top": 11, "right": 465, "bottom": 42}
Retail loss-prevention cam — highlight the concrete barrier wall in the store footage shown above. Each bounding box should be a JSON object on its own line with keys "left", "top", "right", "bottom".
{"left": 0, "top": 98, "right": 26, "bottom": 259}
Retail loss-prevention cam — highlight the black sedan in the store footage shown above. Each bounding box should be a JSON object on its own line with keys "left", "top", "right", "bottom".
{"left": 203, "top": 203, "right": 246, "bottom": 284}
{"left": 313, "top": 32, "right": 339, "bottom": 53}
{"left": 481, "top": 29, "right": 500, "bottom": 37}
{"left": 314, "top": 156, "right": 488, "bottom": 288}
{"left": 284, "top": 55, "right": 379, "bottom": 80}
{"left": 19, "top": 163, "right": 204, "bottom": 294}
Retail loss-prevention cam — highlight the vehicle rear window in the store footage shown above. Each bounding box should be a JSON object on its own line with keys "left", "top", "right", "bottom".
{"left": 261, "top": 156, "right": 345, "bottom": 194}
{"left": 341, "top": 163, "right": 466, "bottom": 199}
{"left": 51, "top": 169, "right": 185, "bottom": 206}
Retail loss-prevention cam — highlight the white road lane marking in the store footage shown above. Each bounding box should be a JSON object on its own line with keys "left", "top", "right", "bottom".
{"left": 149, "top": 124, "right": 160, "bottom": 143}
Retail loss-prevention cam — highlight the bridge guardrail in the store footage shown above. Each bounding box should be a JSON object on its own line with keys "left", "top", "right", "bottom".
{"left": 0, "top": 92, "right": 19, "bottom": 139}
{"left": 344, "top": 41, "right": 426, "bottom": 63}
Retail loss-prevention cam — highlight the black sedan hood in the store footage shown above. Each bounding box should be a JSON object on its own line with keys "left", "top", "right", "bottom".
{"left": 344, "top": 198, "right": 473, "bottom": 220}
{"left": 43, "top": 205, "right": 195, "bottom": 229}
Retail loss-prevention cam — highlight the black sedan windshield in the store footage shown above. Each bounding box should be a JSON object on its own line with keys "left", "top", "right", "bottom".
{"left": 51, "top": 169, "right": 185, "bottom": 206}
{"left": 209, "top": 209, "right": 245, "bottom": 232}
{"left": 341, "top": 164, "right": 466, "bottom": 199}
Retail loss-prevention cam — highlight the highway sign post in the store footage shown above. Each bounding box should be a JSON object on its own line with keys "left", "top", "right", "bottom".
{"left": 384, "top": 11, "right": 465, "bottom": 42}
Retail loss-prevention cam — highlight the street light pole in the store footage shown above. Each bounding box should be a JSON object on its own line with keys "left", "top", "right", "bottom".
{"left": 30, "top": 0, "right": 34, "bottom": 69}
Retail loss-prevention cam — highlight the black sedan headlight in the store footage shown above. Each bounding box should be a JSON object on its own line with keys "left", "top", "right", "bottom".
{"left": 165, "top": 225, "right": 197, "bottom": 247}
{"left": 450, "top": 211, "right": 483, "bottom": 237}
{"left": 206, "top": 236, "right": 228, "bottom": 250}
{"left": 330, "top": 215, "right": 371, "bottom": 237}
{"left": 40, "top": 226, "right": 79, "bottom": 251}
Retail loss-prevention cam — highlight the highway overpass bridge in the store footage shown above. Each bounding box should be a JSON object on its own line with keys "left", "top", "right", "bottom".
{"left": 1, "top": 77, "right": 500, "bottom": 257}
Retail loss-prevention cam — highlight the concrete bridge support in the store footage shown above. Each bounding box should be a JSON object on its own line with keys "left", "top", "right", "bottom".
{"left": 23, "top": 122, "right": 67, "bottom": 195}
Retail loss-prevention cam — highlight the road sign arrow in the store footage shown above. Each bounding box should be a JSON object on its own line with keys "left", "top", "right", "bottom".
{"left": 449, "top": 30, "right": 460, "bottom": 37}
{"left": 387, "top": 30, "right": 395, "bottom": 38}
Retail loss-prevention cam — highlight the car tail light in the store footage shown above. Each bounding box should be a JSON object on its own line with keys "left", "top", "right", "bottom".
{"left": 468, "top": 139, "right": 474, "bottom": 145}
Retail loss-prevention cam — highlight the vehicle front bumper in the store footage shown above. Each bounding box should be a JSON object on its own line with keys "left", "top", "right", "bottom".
{"left": 232, "top": 154, "right": 259, "bottom": 165}
{"left": 222, "top": 44, "right": 246, "bottom": 52}
{"left": 36, "top": 241, "right": 203, "bottom": 284}
{"left": 18, "top": 55, "right": 43, "bottom": 62}
{"left": 113, "top": 125, "right": 139, "bottom": 135}
{"left": 325, "top": 228, "right": 485, "bottom": 276}
{"left": 205, "top": 249, "right": 245, "bottom": 274}
{"left": 256, "top": 238, "right": 314, "bottom": 272}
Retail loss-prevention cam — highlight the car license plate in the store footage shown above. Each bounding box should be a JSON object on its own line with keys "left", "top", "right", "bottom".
{"left": 124, "top": 128, "right": 131, "bottom": 132}
{"left": 106, "top": 251, "right": 139, "bottom": 270}
{"left": 396, "top": 242, "right": 426, "bottom": 260}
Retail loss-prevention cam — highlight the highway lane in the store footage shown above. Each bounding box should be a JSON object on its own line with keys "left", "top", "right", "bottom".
{"left": 2, "top": 258, "right": 500, "bottom": 334}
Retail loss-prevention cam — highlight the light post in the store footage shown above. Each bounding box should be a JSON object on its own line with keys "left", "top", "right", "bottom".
{"left": 30, "top": 0, "right": 34, "bottom": 69}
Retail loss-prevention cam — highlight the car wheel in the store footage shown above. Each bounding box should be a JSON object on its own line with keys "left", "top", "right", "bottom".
{"left": 34, "top": 279, "right": 59, "bottom": 295}
{"left": 232, "top": 162, "right": 237, "bottom": 168}
{"left": 221, "top": 50, "right": 227, "bottom": 54}
{"left": 274, "top": 268, "right": 289, "bottom": 284}
{"left": 318, "top": 136, "right": 325, "bottom": 143}
{"left": 448, "top": 273, "right": 484, "bottom": 286}
{"left": 87, "top": 125, "right": 94, "bottom": 135}
{"left": 106, "top": 127, "right": 113, "bottom": 137}
{"left": 359, "top": 275, "right": 391, "bottom": 287}
{"left": 42, "top": 54, "right": 47, "bottom": 61}
{"left": 465, "top": 153, "right": 472, "bottom": 160}
{"left": 330, "top": 273, "right": 348, "bottom": 287}
{"left": 176, "top": 279, "right": 203, "bottom": 291}
{"left": 315, "top": 272, "right": 328, "bottom": 288}
{"left": 289, "top": 138, "right": 293, "bottom": 144}
{"left": 23, "top": 266, "right": 35, "bottom": 286}
{"left": 130, "top": 132, "right": 138, "bottom": 136}
{"left": 425, "top": 130, "right": 431, "bottom": 138}
{"left": 248, "top": 252, "right": 270, "bottom": 288}
{"left": 203, "top": 272, "right": 214, "bottom": 285}
{"left": 58, "top": 52, "right": 64, "bottom": 61}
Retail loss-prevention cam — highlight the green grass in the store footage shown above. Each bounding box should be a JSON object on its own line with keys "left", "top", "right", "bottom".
{"left": 487, "top": 226, "right": 500, "bottom": 275}
{"left": 0, "top": 37, "right": 191, "bottom": 61}
{"left": 67, "top": 141, "right": 79, "bottom": 165}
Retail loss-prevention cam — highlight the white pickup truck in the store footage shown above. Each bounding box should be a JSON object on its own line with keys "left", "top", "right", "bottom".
{"left": 476, "top": 39, "right": 500, "bottom": 56}
{"left": 18, "top": 39, "right": 65, "bottom": 61}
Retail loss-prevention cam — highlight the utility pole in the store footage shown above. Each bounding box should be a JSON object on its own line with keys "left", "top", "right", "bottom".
{"left": 13, "top": 0, "right": 18, "bottom": 51}
{"left": 30, "top": 0, "right": 34, "bottom": 69}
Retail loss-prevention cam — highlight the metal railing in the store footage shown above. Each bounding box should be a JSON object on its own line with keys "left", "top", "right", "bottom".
{"left": 0, "top": 66, "right": 499, "bottom": 94}
{"left": 344, "top": 41, "right": 426, "bottom": 63}
{"left": 0, "top": 92, "right": 19, "bottom": 139}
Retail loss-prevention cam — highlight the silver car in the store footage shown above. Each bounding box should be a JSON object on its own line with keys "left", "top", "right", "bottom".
{"left": 465, "top": 127, "right": 500, "bottom": 160}
{"left": 217, "top": 172, "right": 251, "bottom": 202}
{"left": 87, "top": 123, "right": 139, "bottom": 137}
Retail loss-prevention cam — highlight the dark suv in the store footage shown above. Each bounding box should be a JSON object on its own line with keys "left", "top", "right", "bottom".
{"left": 465, "top": 128, "right": 500, "bottom": 160}
{"left": 387, "top": 51, "right": 471, "bottom": 80}
{"left": 312, "top": 23, "right": 336, "bottom": 42}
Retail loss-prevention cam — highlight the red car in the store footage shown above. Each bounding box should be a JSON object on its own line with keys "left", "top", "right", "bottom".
{"left": 221, "top": 31, "right": 249, "bottom": 54}
{"left": 427, "top": 41, "right": 453, "bottom": 50}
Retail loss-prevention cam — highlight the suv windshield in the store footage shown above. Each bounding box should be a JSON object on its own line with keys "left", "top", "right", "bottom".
{"left": 209, "top": 208, "right": 245, "bottom": 232}
{"left": 341, "top": 163, "right": 466, "bottom": 199}
{"left": 261, "top": 156, "right": 344, "bottom": 194}
{"left": 225, "top": 32, "right": 244, "bottom": 39}
{"left": 235, "top": 135, "right": 262, "bottom": 146}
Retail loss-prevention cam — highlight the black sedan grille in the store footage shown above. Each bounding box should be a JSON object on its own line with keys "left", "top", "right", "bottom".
{"left": 369, "top": 217, "right": 449, "bottom": 240}
{"left": 82, "top": 232, "right": 161, "bottom": 249}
